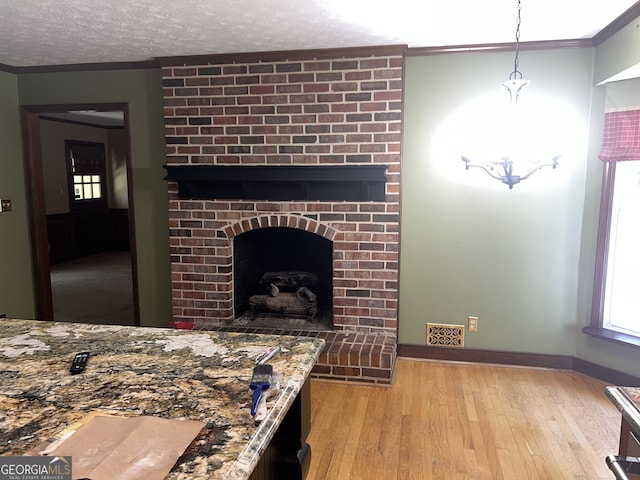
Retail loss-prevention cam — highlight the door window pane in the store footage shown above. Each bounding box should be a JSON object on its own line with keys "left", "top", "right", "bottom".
{"left": 67, "top": 141, "right": 106, "bottom": 204}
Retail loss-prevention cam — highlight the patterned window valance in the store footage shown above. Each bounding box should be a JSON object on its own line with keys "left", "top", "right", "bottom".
{"left": 599, "top": 107, "right": 640, "bottom": 162}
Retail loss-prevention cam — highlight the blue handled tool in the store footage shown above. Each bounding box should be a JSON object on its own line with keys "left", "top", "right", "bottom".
{"left": 250, "top": 364, "right": 273, "bottom": 416}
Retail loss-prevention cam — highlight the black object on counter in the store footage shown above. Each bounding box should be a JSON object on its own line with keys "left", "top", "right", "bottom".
{"left": 70, "top": 352, "right": 90, "bottom": 374}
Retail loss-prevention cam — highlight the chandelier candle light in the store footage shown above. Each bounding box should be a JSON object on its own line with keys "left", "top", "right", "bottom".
{"left": 461, "top": 0, "right": 560, "bottom": 189}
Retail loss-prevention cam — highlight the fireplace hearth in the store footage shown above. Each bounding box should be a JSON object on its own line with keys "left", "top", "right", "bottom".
{"left": 231, "top": 309, "right": 334, "bottom": 331}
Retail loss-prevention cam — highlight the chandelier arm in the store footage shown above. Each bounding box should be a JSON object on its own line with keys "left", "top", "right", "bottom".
{"left": 461, "top": 157, "right": 504, "bottom": 181}
{"left": 516, "top": 156, "right": 561, "bottom": 182}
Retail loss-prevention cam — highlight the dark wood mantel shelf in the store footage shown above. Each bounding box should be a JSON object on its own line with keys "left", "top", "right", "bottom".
{"left": 163, "top": 164, "right": 388, "bottom": 201}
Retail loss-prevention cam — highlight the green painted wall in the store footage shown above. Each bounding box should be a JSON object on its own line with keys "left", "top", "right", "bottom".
{"left": 594, "top": 13, "right": 640, "bottom": 84}
{"left": 0, "top": 71, "right": 36, "bottom": 318}
{"left": 17, "top": 69, "right": 170, "bottom": 327}
{"left": 400, "top": 48, "right": 595, "bottom": 355}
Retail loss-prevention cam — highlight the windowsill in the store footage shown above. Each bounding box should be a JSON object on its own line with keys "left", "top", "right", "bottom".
{"left": 582, "top": 326, "right": 640, "bottom": 349}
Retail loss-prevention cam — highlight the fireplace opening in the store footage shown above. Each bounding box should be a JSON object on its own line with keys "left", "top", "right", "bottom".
{"left": 232, "top": 227, "right": 333, "bottom": 330}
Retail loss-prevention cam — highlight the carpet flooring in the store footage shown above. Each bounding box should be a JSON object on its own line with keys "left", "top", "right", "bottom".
{"left": 50, "top": 251, "right": 135, "bottom": 326}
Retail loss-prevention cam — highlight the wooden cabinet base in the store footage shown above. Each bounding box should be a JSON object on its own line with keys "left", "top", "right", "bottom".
{"left": 250, "top": 378, "right": 312, "bottom": 480}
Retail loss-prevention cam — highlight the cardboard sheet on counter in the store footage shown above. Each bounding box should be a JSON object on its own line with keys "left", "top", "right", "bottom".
{"left": 46, "top": 415, "right": 205, "bottom": 480}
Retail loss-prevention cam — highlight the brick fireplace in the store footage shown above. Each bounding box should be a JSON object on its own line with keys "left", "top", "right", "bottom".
{"left": 160, "top": 46, "right": 404, "bottom": 384}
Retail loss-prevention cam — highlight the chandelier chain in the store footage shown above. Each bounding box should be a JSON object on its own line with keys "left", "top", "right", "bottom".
{"left": 511, "top": 0, "right": 523, "bottom": 80}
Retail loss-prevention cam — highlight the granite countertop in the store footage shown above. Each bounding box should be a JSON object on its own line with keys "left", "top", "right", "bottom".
{"left": 605, "top": 386, "right": 640, "bottom": 435}
{"left": 0, "top": 319, "right": 324, "bottom": 479}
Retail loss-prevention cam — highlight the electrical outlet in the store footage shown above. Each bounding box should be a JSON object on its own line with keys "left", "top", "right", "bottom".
{"left": 468, "top": 316, "right": 478, "bottom": 332}
{"left": 0, "top": 199, "right": 11, "bottom": 212}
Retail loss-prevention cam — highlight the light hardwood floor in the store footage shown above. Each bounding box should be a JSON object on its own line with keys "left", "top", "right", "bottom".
{"left": 307, "top": 358, "right": 621, "bottom": 480}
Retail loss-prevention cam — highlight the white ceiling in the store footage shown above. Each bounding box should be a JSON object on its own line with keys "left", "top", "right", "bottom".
{"left": 1, "top": 0, "right": 639, "bottom": 68}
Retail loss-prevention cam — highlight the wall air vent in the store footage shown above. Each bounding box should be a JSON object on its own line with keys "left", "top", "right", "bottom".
{"left": 426, "top": 323, "right": 465, "bottom": 348}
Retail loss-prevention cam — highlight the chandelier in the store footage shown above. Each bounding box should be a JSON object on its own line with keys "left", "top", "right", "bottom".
{"left": 461, "top": 0, "right": 560, "bottom": 189}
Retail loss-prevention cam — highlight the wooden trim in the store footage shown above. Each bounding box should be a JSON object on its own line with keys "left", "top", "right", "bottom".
{"left": 20, "top": 103, "right": 130, "bottom": 115}
{"left": 108, "top": 208, "right": 130, "bottom": 215}
{"left": 593, "top": 0, "right": 640, "bottom": 46}
{"left": 582, "top": 326, "right": 640, "bottom": 349}
{"left": 22, "top": 107, "right": 53, "bottom": 320}
{"left": 397, "top": 343, "right": 573, "bottom": 369}
{"left": 398, "top": 343, "right": 640, "bottom": 385}
{"left": 10, "top": 60, "right": 159, "bottom": 74}
{"left": 0, "top": 63, "right": 20, "bottom": 74}
{"left": 40, "top": 115, "right": 124, "bottom": 130}
{"left": 164, "top": 165, "right": 388, "bottom": 201}
{"left": 406, "top": 39, "right": 592, "bottom": 56}
{"left": 572, "top": 357, "right": 640, "bottom": 386}
{"left": 591, "top": 162, "right": 616, "bottom": 327}
{"left": 122, "top": 104, "right": 141, "bottom": 327}
{"left": 156, "top": 45, "right": 408, "bottom": 66}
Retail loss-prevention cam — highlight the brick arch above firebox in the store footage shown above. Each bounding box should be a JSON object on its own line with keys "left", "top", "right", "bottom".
{"left": 223, "top": 214, "right": 344, "bottom": 242}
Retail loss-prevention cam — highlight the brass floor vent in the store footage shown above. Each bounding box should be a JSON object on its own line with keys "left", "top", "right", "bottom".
{"left": 426, "top": 323, "right": 465, "bottom": 348}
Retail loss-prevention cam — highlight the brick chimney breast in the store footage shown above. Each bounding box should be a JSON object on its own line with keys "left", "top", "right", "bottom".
{"left": 162, "top": 46, "right": 404, "bottom": 384}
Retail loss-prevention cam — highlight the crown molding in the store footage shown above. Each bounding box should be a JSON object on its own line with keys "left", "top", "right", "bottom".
{"left": 5, "top": 60, "right": 159, "bottom": 74}
{"left": 593, "top": 0, "right": 640, "bottom": 46}
{"left": 156, "top": 45, "right": 407, "bottom": 67}
{"left": 406, "top": 38, "right": 592, "bottom": 56}
{"left": 0, "top": 63, "right": 20, "bottom": 74}
{"left": 1, "top": 0, "right": 639, "bottom": 73}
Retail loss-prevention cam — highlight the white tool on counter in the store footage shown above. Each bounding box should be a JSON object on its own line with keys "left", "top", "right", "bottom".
{"left": 255, "top": 345, "right": 280, "bottom": 365}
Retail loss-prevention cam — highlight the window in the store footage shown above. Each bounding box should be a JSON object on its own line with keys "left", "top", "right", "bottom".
{"left": 65, "top": 140, "right": 107, "bottom": 207}
{"left": 73, "top": 174, "right": 102, "bottom": 201}
{"left": 586, "top": 108, "right": 640, "bottom": 346}
{"left": 602, "top": 162, "right": 640, "bottom": 334}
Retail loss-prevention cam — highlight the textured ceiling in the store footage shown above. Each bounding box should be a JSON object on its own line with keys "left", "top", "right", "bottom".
{"left": 0, "top": 0, "right": 638, "bottom": 67}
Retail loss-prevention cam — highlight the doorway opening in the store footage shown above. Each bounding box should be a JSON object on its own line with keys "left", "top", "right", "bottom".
{"left": 22, "top": 104, "right": 140, "bottom": 326}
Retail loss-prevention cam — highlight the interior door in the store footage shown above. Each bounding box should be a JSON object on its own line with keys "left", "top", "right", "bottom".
{"left": 66, "top": 140, "right": 110, "bottom": 257}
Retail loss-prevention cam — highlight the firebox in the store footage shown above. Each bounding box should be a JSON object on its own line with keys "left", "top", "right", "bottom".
{"left": 233, "top": 227, "right": 333, "bottom": 329}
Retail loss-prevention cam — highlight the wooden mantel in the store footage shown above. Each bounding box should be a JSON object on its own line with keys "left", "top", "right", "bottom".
{"left": 163, "top": 164, "right": 388, "bottom": 201}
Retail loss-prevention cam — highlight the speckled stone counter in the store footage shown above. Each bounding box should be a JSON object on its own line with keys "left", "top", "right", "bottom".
{"left": 0, "top": 319, "right": 324, "bottom": 479}
{"left": 606, "top": 386, "right": 640, "bottom": 456}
